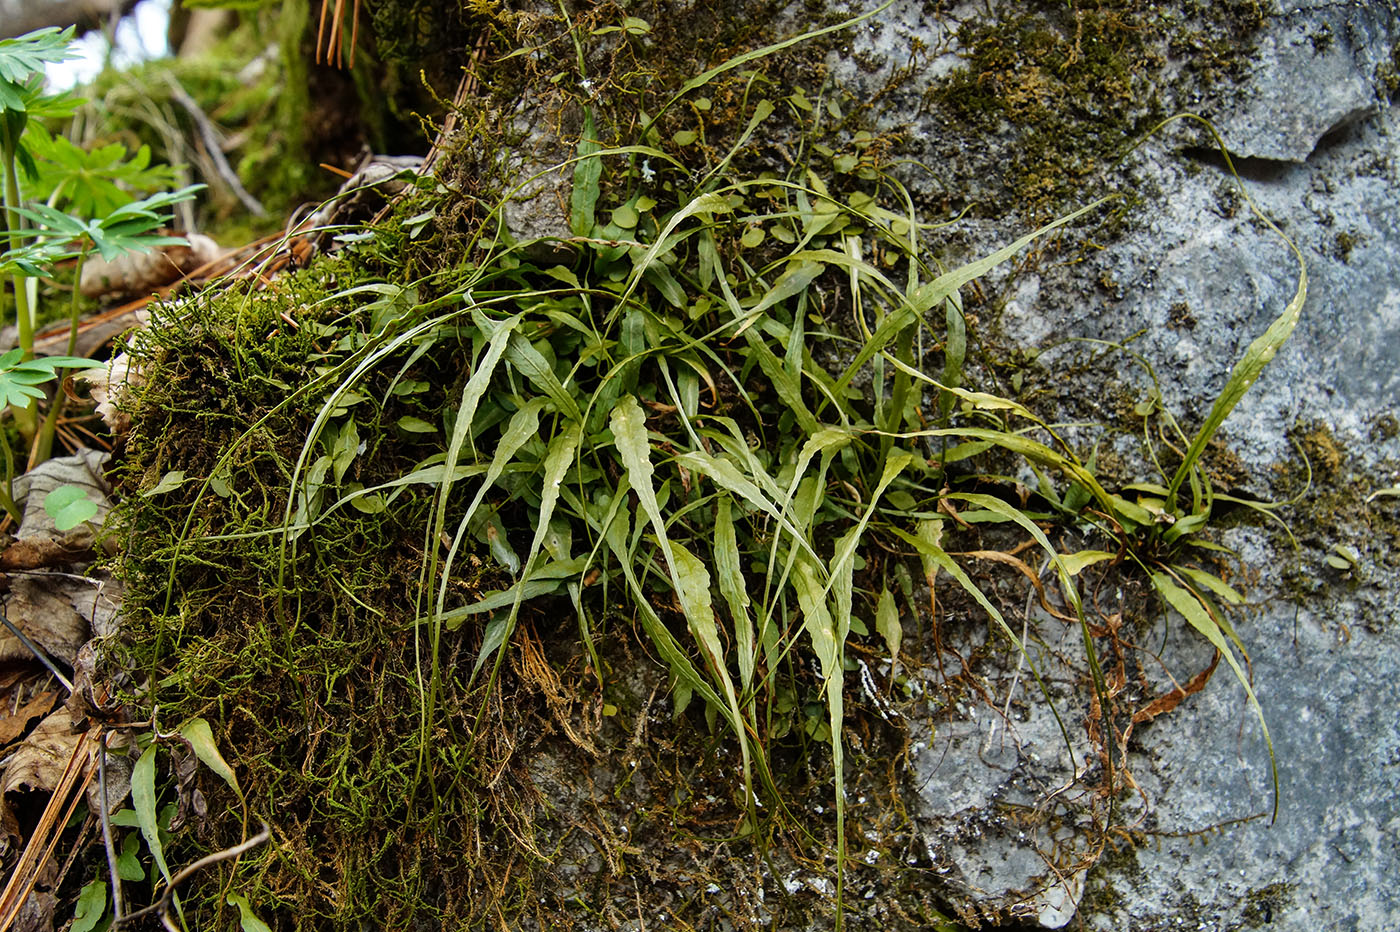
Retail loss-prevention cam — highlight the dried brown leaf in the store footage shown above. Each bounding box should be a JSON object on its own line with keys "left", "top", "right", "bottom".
{"left": 957, "top": 548, "right": 1076, "bottom": 622}
{"left": 79, "top": 233, "right": 223, "bottom": 299}
{"left": 1132, "top": 652, "right": 1221, "bottom": 724}
{"left": 0, "top": 691, "right": 58, "bottom": 749}
{"left": 75, "top": 355, "right": 142, "bottom": 435}
{"left": 0, "top": 539, "right": 95, "bottom": 572}
{"left": 9, "top": 450, "right": 111, "bottom": 548}
{"left": 3, "top": 708, "right": 83, "bottom": 798}
{"left": 0, "top": 665, "right": 31, "bottom": 693}
{"left": 65, "top": 573, "right": 121, "bottom": 640}
{"left": 8, "top": 880, "right": 55, "bottom": 932}
{"left": 0, "top": 576, "right": 90, "bottom": 668}
{"left": 0, "top": 726, "right": 95, "bottom": 932}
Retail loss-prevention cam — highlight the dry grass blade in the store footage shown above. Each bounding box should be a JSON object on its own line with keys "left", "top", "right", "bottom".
{"left": 955, "top": 548, "right": 1075, "bottom": 623}
{"left": 0, "top": 730, "right": 96, "bottom": 932}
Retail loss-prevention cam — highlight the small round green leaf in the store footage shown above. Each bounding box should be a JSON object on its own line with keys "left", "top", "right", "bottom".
{"left": 611, "top": 203, "right": 639, "bottom": 229}
{"left": 351, "top": 492, "right": 387, "bottom": 514}
{"left": 44, "top": 484, "right": 98, "bottom": 531}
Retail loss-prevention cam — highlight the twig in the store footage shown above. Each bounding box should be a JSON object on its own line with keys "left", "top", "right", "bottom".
{"left": 328, "top": 0, "right": 345, "bottom": 69}
{"left": 349, "top": 0, "right": 361, "bottom": 68}
{"left": 0, "top": 607, "right": 73, "bottom": 692}
{"left": 98, "top": 732, "right": 125, "bottom": 922}
{"left": 316, "top": 0, "right": 330, "bottom": 64}
{"left": 418, "top": 30, "right": 488, "bottom": 178}
{"left": 118, "top": 823, "right": 271, "bottom": 930}
{"left": 164, "top": 78, "right": 267, "bottom": 218}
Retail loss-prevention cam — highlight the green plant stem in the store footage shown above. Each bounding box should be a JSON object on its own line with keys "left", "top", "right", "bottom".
{"left": 1, "top": 131, "right": 34, "bottom": 346}
{"left": 0, "top": 425, "right": 21, "bottom": 523}
{"left": 1, "top": 125, "right": 23, "bottom": 252}
{"left": 29, "top": 249, "right": 87, "bottom": 468}
{"left": 2, "top": 128, "right": 39, "bottom": 442}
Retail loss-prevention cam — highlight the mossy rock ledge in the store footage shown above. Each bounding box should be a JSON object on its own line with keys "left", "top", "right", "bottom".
{"left": 101, "top": 2, "right": 1400, "bottom": 931}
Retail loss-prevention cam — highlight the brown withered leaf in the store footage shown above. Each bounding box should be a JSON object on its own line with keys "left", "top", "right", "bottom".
{"left": 8, "top": 857, "right": 57, "bottom": 932}
{"left": 3, "top": 708, "right": 84, "bottom": 798}
{"left": 167, "top": 735, "right": 207, "bottom": 834}
{"left": 66, "top": 641, "right": 130, "bottom": 727}
{"left": 66, "top": 572, "right": 122, "bottom": 640}
{"left": 0, "top": 690, "right": 59, "bottom": 748}
{"left": 0, "top": 793, "right": 19, "bottom": 860}
{"left": 0, "top": 575, "right": 90, "bottom": 668}
{"left": 9, "top": 449, "right": 112, "bottom": 549}
{"left": 79, "top": 232, "right": 223, "bottom": 299}
{"left": 1133, "top": 651, "right": 1222, "bottom": 724}
{"left": 87, "top": 739, "right": 132, "bottom": 818}
{"left": 0, "top": 538, "right": 95, "bottom": 571}
{"left": 74, "top": 355, "right": 142, "bottom": 435}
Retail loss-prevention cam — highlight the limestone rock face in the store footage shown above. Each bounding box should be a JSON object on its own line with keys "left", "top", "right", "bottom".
{"left": 1213, "top": 1, "right": 1394, "bottom": 162}
{"left": 816, "top": 1, "right": 1400, "bottom": 928}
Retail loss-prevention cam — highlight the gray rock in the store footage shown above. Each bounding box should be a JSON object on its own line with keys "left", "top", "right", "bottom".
{"left": 1083, "top": 528, "right": 1400, "bottom": 932}
{"left": 908, "top": 607, "right": 1098, "bottom": 928}
{"left": 828, "top": 0, "right": 1400, "bottom": 928}
{"left": 1061, "top": 95, "right": 1400, "bottom": 932}
{"left": 1209, "top": 2, "right": 1394, "bottom": 162}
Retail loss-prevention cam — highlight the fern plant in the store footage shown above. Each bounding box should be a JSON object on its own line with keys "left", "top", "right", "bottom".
{"left": 0, "top": 27, "right": 201, "bottom": 519}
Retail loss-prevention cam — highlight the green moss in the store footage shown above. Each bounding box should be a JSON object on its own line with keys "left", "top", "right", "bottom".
{"left": 916, "top": 0, "right": 1265, "bottom": 221}
{"left": 1375, "top": 39, "right": 1400, "bottom": 101}
{"left": 1169, "top": 301, "right": 1198, "bottom": 329}
{"left": 1296, "top": 421, "right": 1345, "bottom": 482}
{"left": 107, "top": 263, "right": 616, "bottom": 927}
{"left": 97, "top": 110, "right": 972, "bottom": 931}
{"left": 932, "top": 5, "right": 1159, "bottom": 213}
{"left": 1074, "top": 834, "right": 1144, "bottom": 917}
{"left": 1272, "top": 421, "right": 1400, "bottom": 618}
{"left": 1331, "top": 229, "right": 1364, "bottom": 263}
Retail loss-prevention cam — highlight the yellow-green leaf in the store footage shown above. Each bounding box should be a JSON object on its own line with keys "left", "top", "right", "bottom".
{"left": 227, "top": 893, "right": 273, "bottom": 932}
{"left": 1062, "top": 550, "right": 1116, "bottom": 576}
{"left": 1151, "top": 571, "right": 1277, "bottom": 821}
{"left": 179, "top": 718, "right": 242, "bottom": 799}
{"left": 71, "top": 880, "right": 106, "bottom": 932}
{"left": 876, "top": 587, "right": 901, "bottom": 667}
{"left": 714, "top": 497, "right": 754, "bottom": 690}
{"left": 1177, "top": 566, "right": 1245, "bottom": 605}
